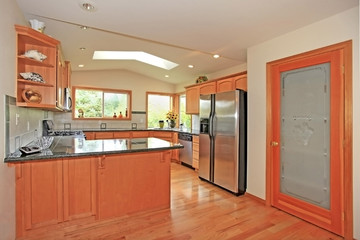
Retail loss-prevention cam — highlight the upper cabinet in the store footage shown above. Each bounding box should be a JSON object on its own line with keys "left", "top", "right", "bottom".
{"left": 185, "top": 71, "right": 247, "bottom": 114}
{"left": 15, "top": 25, "right": 70, "bottom": 111}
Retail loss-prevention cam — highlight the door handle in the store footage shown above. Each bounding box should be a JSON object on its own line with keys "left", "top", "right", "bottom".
{"left": 271, "top": 141, "right": 279, "bottom": 146}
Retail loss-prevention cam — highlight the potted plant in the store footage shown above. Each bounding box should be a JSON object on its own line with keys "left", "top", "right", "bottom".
{"left": 166, "top": 111, "right": 178, "bottom": 128}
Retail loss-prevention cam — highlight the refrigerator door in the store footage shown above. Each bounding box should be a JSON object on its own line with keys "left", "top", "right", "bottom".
{"left": 213, "top": 90, "right": 240, "bottom": 192}
{"left": 198, "top": 94, "right": 212, "bottom": 181}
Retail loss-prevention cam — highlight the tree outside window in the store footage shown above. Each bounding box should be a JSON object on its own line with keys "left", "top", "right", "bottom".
{"left": 179, "top": 94, "right": 191, "bottom": 129}
{"left": 73, "top": 86, "right": 131, "bottom": 120}
{"left": 147, "top": 93, "right": 173, "bottom": 128}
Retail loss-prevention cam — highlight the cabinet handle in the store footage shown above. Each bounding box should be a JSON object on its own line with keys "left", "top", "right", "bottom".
{"left": 98, "top": 155, "right": 105, "bottom": 169}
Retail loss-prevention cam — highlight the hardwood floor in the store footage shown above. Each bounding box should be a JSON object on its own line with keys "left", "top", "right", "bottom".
{"left": 18, "top": 163, "right": 343, "bottom": 240}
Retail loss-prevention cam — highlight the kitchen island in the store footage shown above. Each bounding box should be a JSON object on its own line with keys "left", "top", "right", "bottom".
{"left": 5, "top": 136, "right": 183, "bottom": 238}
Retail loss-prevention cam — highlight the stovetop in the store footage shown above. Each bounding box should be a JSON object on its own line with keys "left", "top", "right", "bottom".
{"left": 47, "top": 130, "right": 85, "bottom": 137}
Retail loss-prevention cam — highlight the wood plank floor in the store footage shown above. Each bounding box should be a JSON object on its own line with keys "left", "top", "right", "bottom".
{"left": 18, "top": 163, "right": 343, "bottom": 240}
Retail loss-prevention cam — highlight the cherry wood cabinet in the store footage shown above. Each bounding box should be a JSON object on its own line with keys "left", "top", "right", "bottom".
{"left": 199, "top": 81, "right": 217, "bottom": 95}
{"left": 234, "top": 74, "right": 247, "bottom": 91}
{"left": 63, "top": 157, "right": 97, "bottom": 221}
{"left": 15, "top": 25, "right": 60, "bottom": 110}
{"left": 192, "top": 135, "right": 199, "bottom": 170}
{"left": 94, "top": 131, "right": 114, "bottom": 139}
{"left": 96, "top": 151, "right": 171, "bottom": 220}
{"left": 15, "top": 157, "right": 96, "bottom": 237}
{"left": 131, "top": 130, "right": 150, "bottom": 138}
{"left": 216, "top": 77, "right": 235, "bottom": 93}
{"left": 113, "top": 131, "right": 131, "bottom": 138}
{"left": 185, "top": 72, "right": 247, "bottom": 114}
{"left": 16, "top": 160, "right": 63, "bottom": 236}
{"left": 185, "top": 86, "right": 199, "bottom": 114}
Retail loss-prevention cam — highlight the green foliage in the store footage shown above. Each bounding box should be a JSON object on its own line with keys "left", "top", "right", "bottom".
{"left": 75, "top": 89, "right": 129, "bottom": 118}
{"left": 147, "top": 95, "right": 171, "bottom": 128}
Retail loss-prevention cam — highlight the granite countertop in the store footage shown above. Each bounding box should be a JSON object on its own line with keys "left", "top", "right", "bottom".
{"left": 5, "top": 136, "right": 183, "bottom": 163}
{"left": 76, "top": 127, "right": 200, "bottom": 135}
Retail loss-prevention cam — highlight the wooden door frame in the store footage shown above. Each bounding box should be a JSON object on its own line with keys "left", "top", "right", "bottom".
{"left": 265, "top": 40, "right": 353, "bottom": 239}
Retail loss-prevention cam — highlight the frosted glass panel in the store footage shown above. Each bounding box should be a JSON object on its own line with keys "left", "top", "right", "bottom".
{"left": 280, "top": 63, "right": 330, "bottom": 209}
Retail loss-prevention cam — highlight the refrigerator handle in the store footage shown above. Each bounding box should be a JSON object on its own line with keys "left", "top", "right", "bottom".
{"left": 212, "top": 114, "right": 217, "bottom": 137}
{"left": 209, "top": 112, "right": 213, "bottom": 137}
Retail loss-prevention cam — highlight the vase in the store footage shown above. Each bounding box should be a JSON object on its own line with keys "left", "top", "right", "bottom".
{"left": 169, "top": 120, "right": 176, "bottom": 128}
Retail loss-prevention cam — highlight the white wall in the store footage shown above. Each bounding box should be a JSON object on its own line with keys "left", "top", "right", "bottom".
{"left": 247, "top": 7, "right": 359, "bottom": 239}
{"left": 0, "top": 0, "right": 26, "bottom": 239}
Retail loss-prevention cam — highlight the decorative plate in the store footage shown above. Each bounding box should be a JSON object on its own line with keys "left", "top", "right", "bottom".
{"left": 20, "top": 72, "right": 45, "bottom": 83}
{"left": 22, "top": 89, "right": 42, "bottom": 103}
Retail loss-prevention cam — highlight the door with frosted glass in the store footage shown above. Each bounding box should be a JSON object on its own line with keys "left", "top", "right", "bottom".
{"left": 269, "top": 50, "right": 344, "bottom": 236}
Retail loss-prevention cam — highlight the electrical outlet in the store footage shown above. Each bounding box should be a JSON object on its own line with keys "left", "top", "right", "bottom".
{"left": 27, "top": 121, "right": 30, "bottom": 131}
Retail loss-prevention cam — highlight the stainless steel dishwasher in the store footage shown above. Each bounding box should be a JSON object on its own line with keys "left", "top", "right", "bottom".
{"left": 178, "top": 133, "right": 193, "bottom": 168}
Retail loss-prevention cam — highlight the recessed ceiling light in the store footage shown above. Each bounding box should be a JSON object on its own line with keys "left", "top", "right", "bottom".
{"left": 165, "top": 75, "right": 169, "bottom": 78}
{"left": 213, "top": 54, "right": 220, "bottom": 59}
{"left": 81, "top": 3, "right": 96, "bottom": 11}
{"left": 78, "top": 64, "right": 85, "bottom": 68}
{"left": 188, "top": 65, "right": 194, "bottom": 68}
{"left": 93, "top": 51, "right": 179, "bottom": 70}
{"left": 80, "top": 26, "right": 88, "bottom": 30}
{"left": 79, "top": 47, "right": 86, "bottom": 51}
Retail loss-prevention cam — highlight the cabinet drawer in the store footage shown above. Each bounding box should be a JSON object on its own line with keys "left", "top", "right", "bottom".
{"left": 95, "top": 132, "right": 114, "bottom": 139}
{"left": 152, "top": 131, "right": 173, "bottom": 138}
{"left": 192, "top": 142, "right": 199, "bottom": 152}
{"left": 132, "top": 131, "right": 150, "bottom": 138}
{"left": 192, "top": 135, "right": 199, "bottom": 144}
{"left": 113, "top": 131, "right": 131, "bottom": 139}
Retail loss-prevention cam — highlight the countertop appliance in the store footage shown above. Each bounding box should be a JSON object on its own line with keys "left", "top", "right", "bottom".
{"left": 198, "top": 89, "right": 247, "bottom": 195}
{"left": 42, "top": 120, "right": 84, "bottom": 137}
{"left": 178, "top": 132, "right": 193, "bottom": 168}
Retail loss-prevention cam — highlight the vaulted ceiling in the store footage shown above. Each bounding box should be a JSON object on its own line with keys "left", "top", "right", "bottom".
{"left": 16, "top": 0, "right": 358, "bottom": 84}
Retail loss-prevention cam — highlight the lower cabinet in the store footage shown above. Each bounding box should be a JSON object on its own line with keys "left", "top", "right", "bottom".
{"left": 192, "top": 135, "right": 199, "bottom": 170}
{"left": 96, "top": 152, "right": 171, "bottom": 220}
{"left": 15, "top": 157, "right": 96, "bottom": 237}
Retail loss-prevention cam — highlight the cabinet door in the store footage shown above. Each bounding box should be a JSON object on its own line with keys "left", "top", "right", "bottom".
{"left": 84, "top": 131, "right": 95, "bottom": 140}
{"left": 217, "top": 78, "right": 235, "bottom": 93}
{"left": 20, "top": 160, "right": 63, "bottom": 230}
{"left": 199, "top": 82, "right": 216, "bottom": 95}
{"left": 94, "top": 132, "right": 114, "bottom": 139}
{"left": 132, "top": 131, "right": 150, "bottom": 138}
{"left": 234, "top": 75, "right": 247, "bottom": 91}
{"left": 63, "top": 157, "right": 96, "bottom": 221}
{"left": 185, "top": 86, "right": 199, "bottom": 114}
{"left": 97, "top": 152, "right": 171, "bottom": 220}
{"left": 113, "top": 131, "right": 131, "bottom": 139}
{"left": 152, "top": 131, "right": 173, "bottom": 141}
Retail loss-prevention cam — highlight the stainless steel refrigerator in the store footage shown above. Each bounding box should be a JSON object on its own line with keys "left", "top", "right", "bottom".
{"left": 198, "top": 89, "right": 247, "bottom": 195}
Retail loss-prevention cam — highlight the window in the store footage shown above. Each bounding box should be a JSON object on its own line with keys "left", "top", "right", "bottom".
{"left": 146, "top": 92, "right": 174, "bottom": 128}
{"left": 73, "top": 86, "right": 131, "bottom": 120}
{"left": 179, "top": 94, "right": 191, "bottom": 129}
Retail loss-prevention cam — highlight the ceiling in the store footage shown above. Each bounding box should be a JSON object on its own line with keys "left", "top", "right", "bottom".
{"left": 15, "top": 0, "right": 358, "bottom": 84}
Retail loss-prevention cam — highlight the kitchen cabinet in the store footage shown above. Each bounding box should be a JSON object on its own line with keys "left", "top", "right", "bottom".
{"left": 63, "top": 157, "right": 97, "bottom": 221}
{"left": 151, "top": 131, "right": 173, "bottom": 141}
{"left": 131, "top": 130, "right": 150, "bottom": 138}
{"left": 113, "top": 131, "right": 132, "bottom": 138}
{"left": 94, "top": 131, "right": 114, "bottom": 139}
{"left": 16, "top": 160, "right": 63, "bottom": 236}
{"left": 96, "top": 152, "right": 171, "bottom": 220}
{"left": 84, "top": 131, "right": 95, "bottom": 140}
{"left": 234, "top": 74, "right": 247, "bottom": 91}
{"left": 192, "top": 135, "right": 199, "bottom": 170}
{"left": 184, "top": 72, "right": 247, "bottom": 114}
{"left": 15, "top": 25, "right": 60, "bottom": 110}
{"left": 199, "top": 81, "right": 217, "bottom": 95}
{"left": 216, "top": 77, "right": 235, "bottom": 93}
{"left": 185, "top": 85, "right": 199, "bottom": 114}
{"left": 15, "top": 157, "right": 96, "bottom": 237}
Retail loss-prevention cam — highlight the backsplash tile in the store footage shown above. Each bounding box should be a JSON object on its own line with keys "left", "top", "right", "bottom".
{"left": 5, "top": 95, "right": 51, "bottom": 155}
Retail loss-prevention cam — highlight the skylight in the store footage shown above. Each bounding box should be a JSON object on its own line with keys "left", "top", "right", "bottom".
{"left": 92, "top": 51, "right": 179, "bottom": 70}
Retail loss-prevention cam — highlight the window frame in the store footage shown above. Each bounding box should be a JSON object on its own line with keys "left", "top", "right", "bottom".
{"left": 72, "top": 86, "right": 132, "bottom": 120}
{"left": 146, "top": 91, "right": 177, "bottom": 128}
